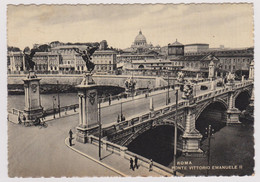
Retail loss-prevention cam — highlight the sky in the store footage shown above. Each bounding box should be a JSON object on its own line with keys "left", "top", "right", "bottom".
{"left": 7, "top": 4, "right": 254, "bottom": 50}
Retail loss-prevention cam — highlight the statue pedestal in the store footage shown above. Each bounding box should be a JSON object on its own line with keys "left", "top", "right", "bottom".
{"left": 23, "top": 71, "right": 43, "bottom": 121}
{"left": 182, "top": 103, "right": 203, "bottom": 155}
{"left": 76, "top": 73, "right": 99, "bottom": 143}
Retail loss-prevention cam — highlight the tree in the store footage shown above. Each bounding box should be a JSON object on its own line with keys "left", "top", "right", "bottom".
{"left": 8, "top": 46, "right": 21, "bottom": 52}
{"left": 38, "top": 44, "right": 50, "bottom": 52}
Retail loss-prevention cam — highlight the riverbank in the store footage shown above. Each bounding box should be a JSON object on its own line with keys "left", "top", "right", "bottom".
{"left": 8, "top": 84, "right": 125, "bottom": 95}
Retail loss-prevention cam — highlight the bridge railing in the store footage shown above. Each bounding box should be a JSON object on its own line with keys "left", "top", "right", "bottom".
{"left": 7, "top": 108, "right": 24, "bottom": 124}
{"left": 10, "top": 108, "right": 24, "bottom": 116}
{"left": 43, "top": 104, "right": 79, "bottom": 117}
{"left": 124, "top": 150, "right": 182, "bottom": 176}
{"left": 102, "top": 100, "right": 188, "bottom": 138}
{"left": 88, "top": 134, "right": 181, "bottom": 176}
{"left": 102, "top": 79, "right": 253, "bottom": 138}
{"left": 88, "top": 135, "right": 127, "bottom": 156}
{"left": 194, "top": 80, "right": 253, "bottom": 102}
{"left": 98, "top": 85, "right": 173, "bottom": 105}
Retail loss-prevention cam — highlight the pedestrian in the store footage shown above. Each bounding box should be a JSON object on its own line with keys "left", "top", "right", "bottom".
{"left": 23, "top": 115, "right": 26, "bottom": 125}
{"left": 65, "top": 107, "right": 67, "bottom": 115}
{"left": 117, "top": 115, "right": 120, "bottom": 123}
{"left": 149, "top": 159, "right": 153, "bottom": 171}
{"left": 18, "top": 116, "right": 22, "bottom": 124}
{"left": 108, "top": 96, "right": 111, "bottom": 105}
{"left": 42, "top": 111, "right": 46, "bottom": 121}
{"left": 69, "top": 129, "right": 73, "bottom": 139}
{"left": 130, "top": 158, "right": 134, "bottom": 171}
{"left": 134, "top": 156, "right": 139, "bottom": 169}
{"left": 69, "top": 137, "right": 72, "bottom": 146}
{"left": 121, "top": 114, "right": 125, "bottom": 121}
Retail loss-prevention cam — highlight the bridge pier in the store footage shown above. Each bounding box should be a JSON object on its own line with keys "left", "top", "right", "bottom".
{"left": 23, "top": 71, "right": 43, "bottom": 122}
{"left": 76, "top": 73, "right": 99, "bottom": 143}
{"left": 182, "top": 103, "right": 203, "bottom": 155}
{"left": 248, "top": 88, "right": 254, "bottom": 112}
{"left": 226, "top": 88, "right": 241, "bottom": 125}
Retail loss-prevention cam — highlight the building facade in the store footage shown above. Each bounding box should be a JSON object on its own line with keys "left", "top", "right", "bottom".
{"left": 7, "top": 45, "right": 117, "bottom": 74}
{"left": 123, "top": 53, "right": 220, "bottom": 78}
{"left": 168, "top": 39, "right": 184, "bottom": 56}
{"left": 184, "top": 43, "right": 209, "bottom": 54}
{"left": 92, "top": 50, "right": 117, "bottom": 73}
{"left": 184, "top": 47, "right": 254, "bottom": 75}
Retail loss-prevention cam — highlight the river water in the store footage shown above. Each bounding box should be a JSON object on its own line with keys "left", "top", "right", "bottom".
{"left": 127, "top": 116, "right": 254, "bottom": 176}
{"left": 8, "top": 93, "right": 78, "bottom": 111}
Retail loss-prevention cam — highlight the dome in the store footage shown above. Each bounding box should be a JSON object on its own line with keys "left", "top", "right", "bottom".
{"left": 134, "top": 30, "right": 147, "bottom": 43}
{"left": 170, "top": 39, "right": 183, "bottom": 46}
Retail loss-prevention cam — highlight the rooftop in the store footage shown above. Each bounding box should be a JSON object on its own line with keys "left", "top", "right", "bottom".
{"left": 169, "top": 39, "right": 183, "bottom": 46}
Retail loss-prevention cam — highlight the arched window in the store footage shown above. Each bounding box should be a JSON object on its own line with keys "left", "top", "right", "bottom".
{"left": 138, "top": 65, "right": 144, "bottom": 69}
{"left": 54, "top": 66, "right": 57, "bottom": 70}
{"left": 82, "top": 66, "right": 84, "bottom": 70}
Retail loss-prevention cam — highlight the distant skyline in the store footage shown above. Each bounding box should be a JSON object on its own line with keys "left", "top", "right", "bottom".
{"left": 7, "top": 4, "right": 254, "bottom": 50}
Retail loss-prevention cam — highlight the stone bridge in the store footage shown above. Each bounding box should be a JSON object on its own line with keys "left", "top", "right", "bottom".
{"left": 93, "top": 79, "right": 253, "bottom": 155}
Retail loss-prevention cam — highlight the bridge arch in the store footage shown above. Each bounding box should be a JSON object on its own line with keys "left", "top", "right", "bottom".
{"left": 195, "top": 100, "right": 228, "bottom": 139}
{"left": 123, "top": 121, "right": 184, "bottom": 146}
{"left": 126, "top": 123, "right": 183, "bottom": 166}
{"left": 195, "top": 99, "right": 228, "bottom": 121}
{"left": 234, "top": 90, "right": 251, "bottom": 111}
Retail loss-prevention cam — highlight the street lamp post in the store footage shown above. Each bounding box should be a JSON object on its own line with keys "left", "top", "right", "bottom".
{"left": 166, "top": 71, "right": 171, "bottom": 105}
{"left": 205, "top": 124, "right": 214, "bottom": 176}
{"left": 173, "top": 89, "right": 178, "bottom": 176}
{"left": 98, "top": 97, "right": 102, "bottom": 160}
{"left": 193, "top": 83, "right": 196, "bottom": 97}
{"left": 57, "top": 81, "right": 61, "bottom": 117}
{"left": 120, "top": 94, "right": 123, "bottom": 121}
{"left": 53, "top": 96, "right": 56, "bottom": 119}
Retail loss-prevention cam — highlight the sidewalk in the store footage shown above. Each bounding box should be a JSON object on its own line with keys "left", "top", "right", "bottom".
{"left": 42, "top": 88, "right": 172, "bottom": 122}
{"left": 100, "top": 88, "right": 173, "bottom": 108}
{"left": 65, "top": 135, "right": 172, "bottom": 177}
{"left": 42, "top": 108, "right": 78, "bottom": 122}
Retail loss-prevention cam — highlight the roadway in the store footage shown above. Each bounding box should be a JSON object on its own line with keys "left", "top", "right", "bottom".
{"left": 100, "top": 80, "right": 214, "bottom": 126}
{"left": 8, "top": 115, "right": 119, "bottom": 177}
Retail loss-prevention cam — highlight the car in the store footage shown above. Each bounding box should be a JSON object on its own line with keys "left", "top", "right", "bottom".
{"left": 200, "top": 85, "right": 208, "bottom": 90}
